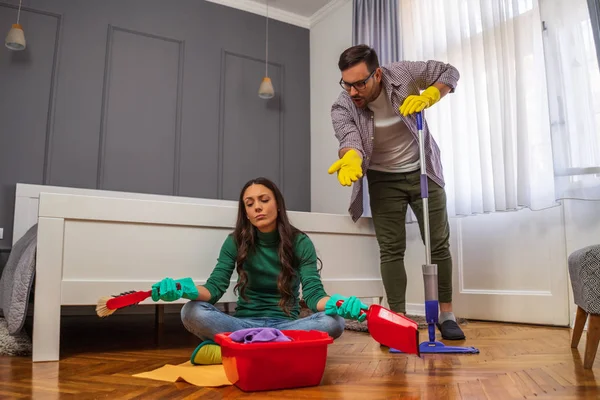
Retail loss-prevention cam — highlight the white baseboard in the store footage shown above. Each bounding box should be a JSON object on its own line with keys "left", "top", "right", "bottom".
{"left": 364, "top": 297, "right": 426, "bottom": 316}
{"left": 570, "top": 310, "right": 589, "bottom": 331}
{"left": 406, "top": 303, "right": 425, "bottom": 316}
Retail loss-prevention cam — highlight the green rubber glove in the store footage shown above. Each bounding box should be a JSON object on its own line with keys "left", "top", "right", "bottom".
{"left": 325, "top": 294, "right": 368, "bottom": 322}
{"left": 151, "top": 277, "right": 198, "bottom": 302}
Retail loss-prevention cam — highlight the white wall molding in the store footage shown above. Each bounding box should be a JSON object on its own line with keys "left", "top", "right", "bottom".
{"left": 204, "top": 0, "right": 351, "bottom": 29}
{"left": 310, "top": 0, "right": 351, "bottom": 27}
{"left": 204, "top": 0, "right": 311, "bottom": 28}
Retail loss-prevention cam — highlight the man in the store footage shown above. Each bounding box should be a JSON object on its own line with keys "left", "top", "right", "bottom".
{"left": 327, "top": 44, "right": 464, "bottom": 340}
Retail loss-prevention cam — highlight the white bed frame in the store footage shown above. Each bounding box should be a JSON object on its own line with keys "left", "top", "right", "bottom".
{"left": 27, "top": 187, "right": 383, "bottom": 362}
{"left": 13, "top": 183, "right": 239, "bottom": 246}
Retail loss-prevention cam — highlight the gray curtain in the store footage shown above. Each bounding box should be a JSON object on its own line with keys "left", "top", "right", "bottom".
{"left": 588, "top": 0, "right": 600, "bottom": 69}
{"left": 352, "top": 0, "right": 401, "bottom": 64}
{"left": 352, "top": 0, "right": 402, "bottom": 219}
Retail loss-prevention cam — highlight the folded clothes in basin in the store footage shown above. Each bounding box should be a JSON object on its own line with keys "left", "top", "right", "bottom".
{"left": 229, "top": 328, "right": 292, "bottom": 344}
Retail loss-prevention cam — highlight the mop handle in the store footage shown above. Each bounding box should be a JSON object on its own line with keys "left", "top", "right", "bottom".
{"left": 416, "top": 112, "right": 432, "bottom": 265}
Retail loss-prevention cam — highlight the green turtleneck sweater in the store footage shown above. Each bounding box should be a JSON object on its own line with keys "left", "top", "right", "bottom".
{"left": 202, "top": 229, "right": 328, "bottom": 320}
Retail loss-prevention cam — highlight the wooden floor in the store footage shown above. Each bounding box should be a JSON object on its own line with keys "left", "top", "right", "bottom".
{"left": 1, "top": 313, "right": 599, "bottom": 399}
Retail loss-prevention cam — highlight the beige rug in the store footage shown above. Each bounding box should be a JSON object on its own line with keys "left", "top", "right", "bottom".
{"left": 343, "top": 315, "right": 468, "bottom": 332}
{"left": 297, "top": 307, "right": 467, "bottom": 332}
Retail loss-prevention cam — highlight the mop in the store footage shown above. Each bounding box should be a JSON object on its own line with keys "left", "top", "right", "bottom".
{"left": 392, "top": 111, "right": 479, "bottom": 355}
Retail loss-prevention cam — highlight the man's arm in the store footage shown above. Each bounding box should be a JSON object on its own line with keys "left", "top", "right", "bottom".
{"left": 397, "top": 60, "right": 459, "bottom": 116}
{"left": 328, "top": 101, "right": 365, "bottom": 185}
{"left": 338, "top": 147, "right": 358, "bottom": 159}
{"left": 331, "top": 101, "right": 365, "bottom": 160}
{"left": 432, "top": 82, "right": 452, "bottom": 98}
{"left": 404, "top": 60, "right": 460, "bottom": 93}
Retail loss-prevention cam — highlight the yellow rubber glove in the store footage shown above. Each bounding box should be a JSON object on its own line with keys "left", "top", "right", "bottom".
{"left": 327, "top": 149, "right": 363, "bottom": 186}
{"left": 191, "top": 340, "right": 222, "bottom": 365}
{"left": 399, "top": 86, "right": 441, "bottom": 116}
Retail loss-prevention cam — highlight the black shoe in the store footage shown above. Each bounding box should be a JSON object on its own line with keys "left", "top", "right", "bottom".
{"left": 437, "top": 320, "right": 465, "bottom": 340}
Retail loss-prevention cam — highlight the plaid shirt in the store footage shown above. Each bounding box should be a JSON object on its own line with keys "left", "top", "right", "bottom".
{"left": 330, "top": 60, "right": 460, "bottom": 222}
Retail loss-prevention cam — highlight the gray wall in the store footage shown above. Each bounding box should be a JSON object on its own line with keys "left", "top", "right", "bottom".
{"left": 0, "top": 0, "right": 310, "bottom": 248}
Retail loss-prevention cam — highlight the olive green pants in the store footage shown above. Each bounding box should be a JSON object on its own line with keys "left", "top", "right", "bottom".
{"left": 366, "top": 168, "right": 453, "bottom": 314}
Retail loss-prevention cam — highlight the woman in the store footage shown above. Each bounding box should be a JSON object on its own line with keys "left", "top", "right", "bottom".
{"left": 151, "top": 177, "right": 368, "bottom": 364}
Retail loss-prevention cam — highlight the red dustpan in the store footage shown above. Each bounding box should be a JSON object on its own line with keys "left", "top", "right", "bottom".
{"left": 337, "top": 301, "right": 420, "bottom": 355}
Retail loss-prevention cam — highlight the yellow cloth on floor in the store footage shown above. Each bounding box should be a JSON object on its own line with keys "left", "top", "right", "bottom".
{"left": 132, "top": 361, "right": 232, "bottom": 387}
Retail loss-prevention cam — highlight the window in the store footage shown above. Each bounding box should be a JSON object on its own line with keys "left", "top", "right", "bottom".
{"left": 541, "top": 0, "right": 600, "bottom": 180}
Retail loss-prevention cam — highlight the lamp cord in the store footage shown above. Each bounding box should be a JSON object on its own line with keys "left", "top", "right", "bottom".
{"left": 17, "top": 0, "right": 22, "bottom": 24}
{"left": 265, "top": 0, "right": 269, "bottom": 77}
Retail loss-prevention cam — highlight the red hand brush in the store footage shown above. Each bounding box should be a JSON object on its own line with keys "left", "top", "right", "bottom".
{"left": 95, "top": 283, "right": 181, "bottom": 318}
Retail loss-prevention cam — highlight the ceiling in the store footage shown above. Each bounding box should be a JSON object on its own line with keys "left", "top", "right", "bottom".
{"left": 205, "top": 0, "right": 347, "bottom": 28}
{"left": 256, "top": 0, "right": 335, "bottom": 18}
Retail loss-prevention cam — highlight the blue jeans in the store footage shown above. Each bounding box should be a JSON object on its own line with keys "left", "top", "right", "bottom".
{"left": 180, "top": 301, "right": 345, "bottom": 342}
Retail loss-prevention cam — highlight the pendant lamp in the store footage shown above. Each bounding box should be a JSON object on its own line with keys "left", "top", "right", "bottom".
{"left": 5, "top": 0, "right": 26, "bottom": 51}
{"left": 258, "top": 0, "right": 274, "bottom": 99}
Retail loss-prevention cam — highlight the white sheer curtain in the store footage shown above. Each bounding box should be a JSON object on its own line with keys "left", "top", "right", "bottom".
{"left": 540, "top": 0, "right": 600, "bottom": 200}
{"left": 399, "top": 0, "right": 559, "bottom": 217}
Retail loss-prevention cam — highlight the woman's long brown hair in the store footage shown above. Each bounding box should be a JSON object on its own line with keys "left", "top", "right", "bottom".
{"left": 233, "top": 177, "right": 320, "bottom": 315}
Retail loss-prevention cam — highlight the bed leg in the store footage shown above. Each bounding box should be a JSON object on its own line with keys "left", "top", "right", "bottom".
{"left": 155, "top": 304, "right": 165, "bottom": 326}
{"left": 32, "top": 217, "right": 65, "bottom": 362}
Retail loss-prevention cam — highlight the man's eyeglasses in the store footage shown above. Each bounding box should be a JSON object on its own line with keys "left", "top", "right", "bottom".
{"left": 339, "top": 70, "right": 375, "bottom": 91}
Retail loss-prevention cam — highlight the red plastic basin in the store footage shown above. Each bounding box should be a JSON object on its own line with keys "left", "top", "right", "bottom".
{"left": 214, "top": 329, "right": 334, "bottom": 392}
